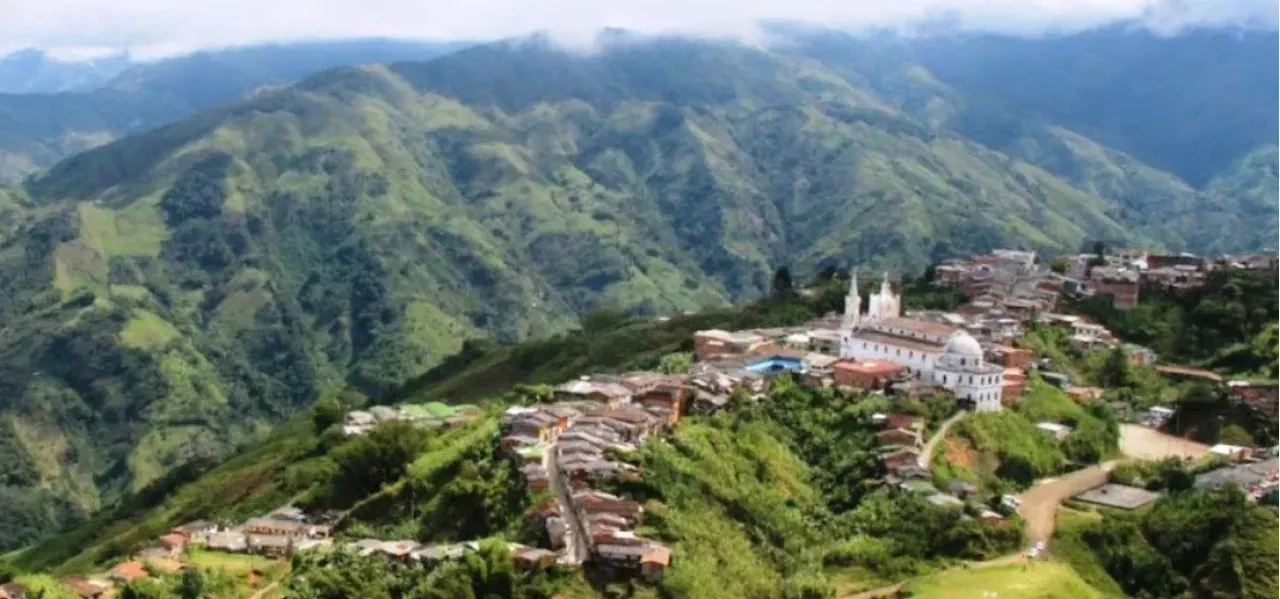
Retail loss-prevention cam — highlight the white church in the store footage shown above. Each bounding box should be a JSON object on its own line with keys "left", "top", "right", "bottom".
{"left": 838, "top": 271, "right": 1005, "bottom": 412}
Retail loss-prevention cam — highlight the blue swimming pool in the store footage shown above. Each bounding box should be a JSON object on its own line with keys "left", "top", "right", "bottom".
{"left": 745, "top": 356, "right": 805, "bottom": 374}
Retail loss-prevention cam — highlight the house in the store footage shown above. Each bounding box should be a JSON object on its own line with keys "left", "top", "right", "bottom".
{"left": 978, "top": 509, "right": 1005, "bottom": 526}
{"left": 1066, "top": 387, "right": 1104, "bottom": 402}
{"left": 554, "top": 379, "right": 633, "bottom": 405}
{"left": 1036, "top": 422, "right": 1072, "bottom": 442}
{"left": 999, "top": 347, "right": 1035, "bottom": 369}
{"left": 512, "top": 546, "right": 557, "bottom": 569}
{"left": 170, "top": 520, "right": 217, "bottom": 541}
{"left": 248, "top": 534, "right": 292, "bottom": 557}
{"left": 1155, "top": 365, "right": 1224, "bottom": 385}
{"left": 244, "top": 517, "right": 330, "bottom": 539}
{"left": 875, "top": 427, "right": 921, "bottom": 448}
{"left": 640, "top": 545, "right": 672, "bottom": 581}
{"left": 945, "top": 479, "right": 980, "bottom": 498}
{"left": 880, "top": 447, "right": 921, "bottom": 471}
{"left": 1209, "top": 444, "right": 1251, "bottom": 462}
{"left": 61, "top": 579, "right": 107, "bottom": 599}
{"left": 109, "top": 561, "right": 149, "bottom": 584}
{"left": 833, "top": 360, "right": 904, "bottom": 390}
{"left": 157, "top": 532, "right": 187, "bottom": 554}
{"left": 574, "top": 490, "right": 644, "bottom": 523}
{"left": 693, "top": 329, "right": 769, "bottom": 359}
{"left": 1227, "top": 380, "right": 1279, "bottom": 416}
{"left": 206, "top": 531, "right": 248, "bottom": 553}
{"left": 144, "top": 558, "right": 185, "bottom": 575}
{"left": 635, "top": 384, "right": 688, "bottom": 426}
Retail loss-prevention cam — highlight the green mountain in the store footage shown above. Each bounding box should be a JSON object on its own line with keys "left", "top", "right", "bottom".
{"left": 0, "top": 39, "right": 468, "bottom": 184}
{"left": 0, "top": 31, "right": 1273, "bottom": 549}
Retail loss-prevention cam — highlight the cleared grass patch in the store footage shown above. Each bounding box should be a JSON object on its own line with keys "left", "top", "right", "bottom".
{"left": 901, "top": 561, "right": 1111, "bottom": 599}
{"left": 119, "top": 309, "right": 180, "bottom": 349}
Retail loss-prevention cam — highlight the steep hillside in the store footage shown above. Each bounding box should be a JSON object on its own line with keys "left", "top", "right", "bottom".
{"left": 773, "top": 26, "right": 1203, "bottom": 247}
{"left": 0, "top": 33, "right": 1266, "bottom": 550}
{"left": 0, "top": 39, "right": 466, "bottom": 184}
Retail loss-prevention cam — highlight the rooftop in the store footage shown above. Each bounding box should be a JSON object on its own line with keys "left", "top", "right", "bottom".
{"left": 1074, "top": 484, "right": 1161, "bottom": 509}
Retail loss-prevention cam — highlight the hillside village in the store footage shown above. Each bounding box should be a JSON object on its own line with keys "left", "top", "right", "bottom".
{"left": 22, "top": 247, "right": 1278, "bottom": 599}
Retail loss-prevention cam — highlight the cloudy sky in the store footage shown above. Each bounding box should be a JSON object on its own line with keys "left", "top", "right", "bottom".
{"left": 1, "top": 0, "right": 1274, "bottom": 59}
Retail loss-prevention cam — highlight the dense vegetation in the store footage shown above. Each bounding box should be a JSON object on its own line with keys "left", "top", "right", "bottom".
{"left": 1056, "top": 488, "right": 1279, "bottom": 599}
{"left": 609, "top": 378, "right": 1022, "bottom": 597}
{"left": 935, "top": 379, "right": 1119, "bottom": 493}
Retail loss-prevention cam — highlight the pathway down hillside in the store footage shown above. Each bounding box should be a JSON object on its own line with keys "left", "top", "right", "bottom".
{"left": 918, "top": 412, "right": 966, "bottom": 470}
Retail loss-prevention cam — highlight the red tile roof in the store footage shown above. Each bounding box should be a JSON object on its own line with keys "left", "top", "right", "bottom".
{"left": 834, "top": 360, "right": 904, "bottom": 375}
{"left": 110, "top": 561, "right": 148, "bottom": 582}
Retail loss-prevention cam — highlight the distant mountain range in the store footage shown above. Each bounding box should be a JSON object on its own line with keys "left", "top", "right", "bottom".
{"left": 0, "top": 49, "right": 135, "bottom": 94}
{"left": 0, "top": 24, "right": 1274, "bottom": 548}
{"left": 0, "top": 39, "right": 471, "bottom": 184}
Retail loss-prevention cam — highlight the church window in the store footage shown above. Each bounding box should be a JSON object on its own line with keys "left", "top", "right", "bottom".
{"left": 908, "top": 351, "right": 913, "bottom": 358}
{"left": 960, "top": 358, "right": 966, "bottom": 366}
{"left": 968, "top": 375, "right": 973, "bottom": 384}
{"left": 896, "top": 349, "right": 900, "bottom": 357}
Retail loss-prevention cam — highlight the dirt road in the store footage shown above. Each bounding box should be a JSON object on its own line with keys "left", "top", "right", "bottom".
{"left": 918, "top": 412, "right": 966, "bottom": 470}
{"left": 1119, "top": 424, "right": 1209, "bottom": 461}
{"left": 1016, "top": 461, "right": 1118, "bottom": 544}
{"left": 1018, "top": 424, "right": 1208, "bottom": 544}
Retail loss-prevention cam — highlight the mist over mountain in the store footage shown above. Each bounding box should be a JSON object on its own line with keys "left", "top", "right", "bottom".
{"left": 0, "top": 49, "right": 136, "bottom": 94}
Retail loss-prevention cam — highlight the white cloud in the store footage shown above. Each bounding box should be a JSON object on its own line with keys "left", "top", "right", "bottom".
{"left": 0, "top": 0, "right": 1272, "bottom": 59}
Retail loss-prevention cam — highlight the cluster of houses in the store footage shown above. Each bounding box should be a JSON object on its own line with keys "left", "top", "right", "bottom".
{"left": 342, "top": 402, "right": 482, "bottom": 436}
{"left": 50, "top": 507, "right": 332, "bottom": 598}
{"left": 501, "top": 375, "right": 684, "bottom": 580}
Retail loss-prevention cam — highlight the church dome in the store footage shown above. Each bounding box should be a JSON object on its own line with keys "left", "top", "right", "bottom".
{"left": 944, "top": 331, "right": 983, "bottom": 358}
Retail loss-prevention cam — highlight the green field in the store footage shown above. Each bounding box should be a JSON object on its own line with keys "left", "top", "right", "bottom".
{"left": 902, "top": 561, "right": 1113, "bottom": 599}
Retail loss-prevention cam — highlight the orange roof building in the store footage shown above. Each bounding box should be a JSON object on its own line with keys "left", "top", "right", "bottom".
{"left": 109, "top": 561, "right": 148, "bottom": 583}
{"left": 833, "top": 360, "right": 904, "bottom": 390}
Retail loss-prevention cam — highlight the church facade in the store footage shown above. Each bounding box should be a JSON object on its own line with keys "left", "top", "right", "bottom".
{"left": 838, "top": 272, "right": 1004, "bottom": 412}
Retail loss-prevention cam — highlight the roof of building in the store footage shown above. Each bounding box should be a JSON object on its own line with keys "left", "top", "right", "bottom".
{"left": 1155, "top": 365, "right": 1225, "bottom": 383}
{"left": 943, "top": 332, "right": 983, "bottom": 358}
{"left": 110, "top": 561, "right": 148, "bottom": 582}
{"left": 641, "top": 545, "right": 672, "bottom": 566}
{"left": 874, "top": 317, "right": 958, "bottom": 338}
{"left": 852, "top": 330, "right": 945, "bottom": 353}
{"left": 835, "top": 360, "right": 903, "bottom": 375}
{"left": 1074, "top": 484, "right": 1161, "bottom": 509}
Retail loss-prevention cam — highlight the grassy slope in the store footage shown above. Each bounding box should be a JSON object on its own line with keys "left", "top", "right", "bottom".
{"left": 901, "top": 561, "right": 1113, "bottom": 599}
{"left": 8, "top": 291, "right": 831, "bottom": 573}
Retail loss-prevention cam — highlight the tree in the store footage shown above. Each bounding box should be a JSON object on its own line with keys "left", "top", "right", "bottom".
{"left": 1050, "top": 256, "right": 1070, "bottom": 274}
{"left": 657, "top": 352, "right": 693, "bottom": 375}
{"left": 771, "top": 266, "right": 795, "bottom": 299}
{"left": 179, "top": 568, "right": 205, "bottom": 599}
{"left": 329, "top": 421, "right": 431, "bottom": 505}
{"left": 1098, "top": 347, "right": 1133, "bottom": 389}
{"left": 1089, "top": 241, "right": 1107, "bottom": 266}
{"left": 312, "top": 395, "right": 344, "bottom": 433}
